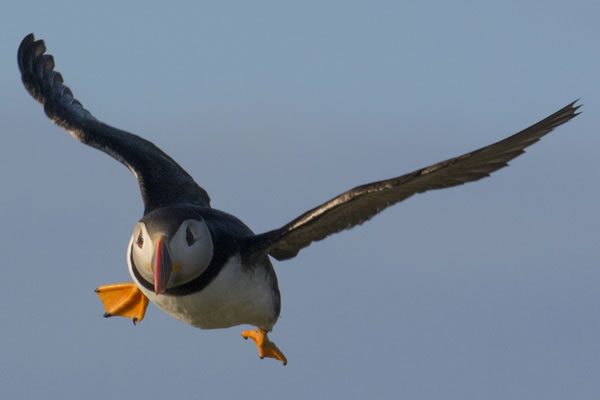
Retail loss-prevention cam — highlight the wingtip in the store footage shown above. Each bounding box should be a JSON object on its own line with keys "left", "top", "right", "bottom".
{"left": 17, "top": 33, "right": 36, "bottom": 71}
{"left": 568, "top": 99, "right": 582, "bottom": 114}
{"left": 17, "top": 33, "right": 47, "bottom": 77}
{"left": 32, "top": 38, "right": 46, "bottom": 59}
{"left": 551, "top": 99, "right": 582, "bottom": 125}
{"left": 20, "top": 33, "right": 35, "bottom": 49}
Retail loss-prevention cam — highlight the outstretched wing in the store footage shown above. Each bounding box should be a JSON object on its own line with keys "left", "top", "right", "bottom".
{"left": 18, "top": 33, "right": 210, "bottom": 214}
{"left": 246, "top": 101, "right": 580, "bottom": 261}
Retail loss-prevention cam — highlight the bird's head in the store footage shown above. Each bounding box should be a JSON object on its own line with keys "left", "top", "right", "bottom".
{"left": 130, "top": 208, "right": 214, "bottom": 295}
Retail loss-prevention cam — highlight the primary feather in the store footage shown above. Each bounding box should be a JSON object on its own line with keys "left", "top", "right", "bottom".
{"left": 247, "top": 101, "right": 580, "bottom": 260}
{"left": 18, "top": 33, "right": 211, "bottom": 213}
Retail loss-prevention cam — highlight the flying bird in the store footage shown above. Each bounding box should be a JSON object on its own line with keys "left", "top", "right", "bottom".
{"left": 18, "top": 33, "right": 580, "bottom": 365}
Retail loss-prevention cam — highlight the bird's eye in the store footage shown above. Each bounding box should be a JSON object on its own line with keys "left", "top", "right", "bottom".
{"left": 136, "top": 232, "right": 144, "bottom": 248}
{"left": 186, "top": 226, "right": 195, "bottom": 246}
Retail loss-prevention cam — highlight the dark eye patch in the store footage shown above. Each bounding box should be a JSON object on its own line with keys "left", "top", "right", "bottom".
{"left": 186, "top": 226, "right": 195, "bottom": 246}
{"left": 136, "top": 231, "right": 144, "bottom": 248}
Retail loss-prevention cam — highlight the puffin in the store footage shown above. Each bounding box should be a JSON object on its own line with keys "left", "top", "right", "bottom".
{"left": 18, "top": 33, "right": 580, "bottom": 365}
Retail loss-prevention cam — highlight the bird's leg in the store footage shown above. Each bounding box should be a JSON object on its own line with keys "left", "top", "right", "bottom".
{"left": 95, "top": 282, "right": 149, "bottom": 324}
{"left": 241, "top": 328, "right": 287, "bottom": 365}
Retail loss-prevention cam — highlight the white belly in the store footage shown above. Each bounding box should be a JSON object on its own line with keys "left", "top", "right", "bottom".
{"left": 130, "top": 255, "right": 278, "bottom": 330}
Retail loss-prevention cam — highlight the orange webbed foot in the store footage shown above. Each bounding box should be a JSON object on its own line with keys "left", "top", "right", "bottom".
{"left": 95, "top": 282, "right": 149, "bottom": 324}
{"left": 242, "top": 328, "right": 287, "bottom": 365}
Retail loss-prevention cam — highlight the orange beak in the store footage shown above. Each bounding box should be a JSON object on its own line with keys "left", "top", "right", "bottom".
{"left": 152, "top": 237, "right": 172, "bottom": 295}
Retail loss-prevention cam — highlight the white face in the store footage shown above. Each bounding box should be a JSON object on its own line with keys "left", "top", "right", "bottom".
{"left": 130, "top": 218, "right": 214, "bottom": 290}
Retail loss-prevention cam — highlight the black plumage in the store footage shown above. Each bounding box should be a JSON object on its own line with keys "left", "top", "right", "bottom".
{"left": 18, "top": 34, "right": 210, "bottom": 213}
{"left": 19, "top": 32, "right": 580, "bottom": 271}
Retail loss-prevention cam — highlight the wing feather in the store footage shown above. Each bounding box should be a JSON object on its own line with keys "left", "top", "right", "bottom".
{"left": 246, "top": 101, "right": 580, "bottom": 261}
{"left": 18, "top": 34, "right": 210, "bottom": 213}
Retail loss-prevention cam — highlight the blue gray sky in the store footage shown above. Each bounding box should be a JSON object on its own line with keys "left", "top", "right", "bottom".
{"left": 1, "top": 1, "right": 599, "bottom": 399}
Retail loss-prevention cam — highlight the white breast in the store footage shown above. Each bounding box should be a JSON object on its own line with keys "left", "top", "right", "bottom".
{"left": 128, "top": 249, "right": 278, "bottom": 330}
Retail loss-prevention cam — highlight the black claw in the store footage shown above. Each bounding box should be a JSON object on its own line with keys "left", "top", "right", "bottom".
{"left": 260, "top": 356, "right": 264, "bottom": 359}
{"left": 132, "top": 318, "right": 138, "bottom": 326}
{"left": 103, "top": 312, "right": 112, "bottom": 318}
{"left": 94, "top": 288, "right": 99, "bottom": 293}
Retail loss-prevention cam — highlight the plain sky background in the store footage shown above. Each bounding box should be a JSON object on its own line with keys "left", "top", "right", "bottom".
{"left": 1, "top": 1, "right": 598, "bottom": 399}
